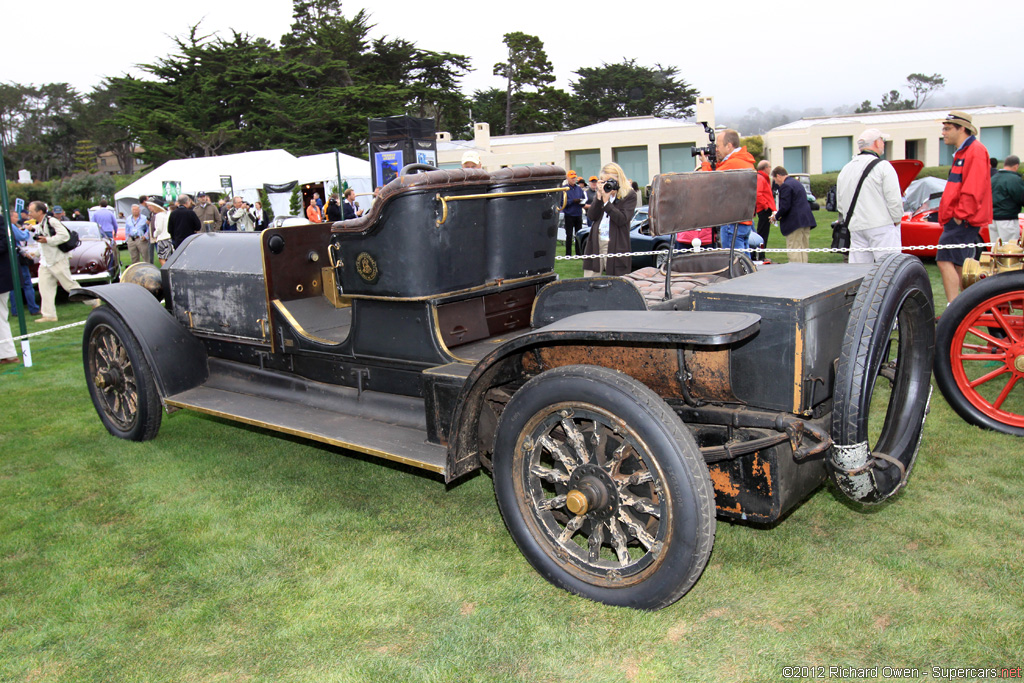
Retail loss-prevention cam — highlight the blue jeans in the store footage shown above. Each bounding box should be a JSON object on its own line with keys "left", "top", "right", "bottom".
{"left": 720, "top": 223, "right": 752, "bottom": 252}
{"left": 9, "top": 263, "right": 40, "bottom": 315}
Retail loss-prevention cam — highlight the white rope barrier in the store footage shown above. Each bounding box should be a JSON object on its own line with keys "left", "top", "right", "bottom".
{"left": 11, "top": 319, "right": 86, "bottom": 342}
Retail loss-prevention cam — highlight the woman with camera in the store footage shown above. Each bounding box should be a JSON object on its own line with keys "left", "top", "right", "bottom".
{"left": 583, "top": 162, "right": 637, "bottom": 277}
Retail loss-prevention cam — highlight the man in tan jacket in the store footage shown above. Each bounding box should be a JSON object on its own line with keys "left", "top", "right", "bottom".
{"left": 28, "top": 201, "right": 96, "bottom": 322}
{"left": 192, "top": 191, "right": 220, "bottom": 232}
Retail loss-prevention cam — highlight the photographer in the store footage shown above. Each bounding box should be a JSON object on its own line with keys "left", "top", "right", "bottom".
{"left": 584, "top": 163, "right": 637, "bottom": 277}
{"left": 228, "top": 196, "right": 255, "bottom": 231}
{"left": 699, "top": 128, "right": 756, "bottom": 251}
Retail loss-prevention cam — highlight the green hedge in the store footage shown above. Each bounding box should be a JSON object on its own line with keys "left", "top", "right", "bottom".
{"left": 809, "top": 165, "right": 951, "bottom": 198}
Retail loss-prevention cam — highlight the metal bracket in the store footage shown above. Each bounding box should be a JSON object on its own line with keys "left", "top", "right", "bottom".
{"left": 352, "top": 367, "right": 370, "bottom": 398}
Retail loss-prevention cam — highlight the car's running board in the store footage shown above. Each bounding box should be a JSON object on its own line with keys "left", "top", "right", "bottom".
{"left": 164, "top": 359, "right": 446, "bottom": 474}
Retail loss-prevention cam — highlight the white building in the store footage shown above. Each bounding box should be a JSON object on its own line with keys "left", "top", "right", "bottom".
{"left": 763, "top": 105, "right": 1024, "bottom": 175}
{"left": 437, "top": 98, "right": 720, "bottom": 187}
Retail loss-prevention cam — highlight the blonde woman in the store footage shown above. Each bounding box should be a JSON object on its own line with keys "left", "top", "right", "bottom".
{"left": 583, "top": 162, "right": 637, "bottom": 276}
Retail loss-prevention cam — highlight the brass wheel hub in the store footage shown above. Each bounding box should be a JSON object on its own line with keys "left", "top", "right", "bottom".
{"left": 1015, "top": 354, "right": 1024, "bottom": 373}
{"left": 566, "top": 464, "right": 617, "bottom": 520}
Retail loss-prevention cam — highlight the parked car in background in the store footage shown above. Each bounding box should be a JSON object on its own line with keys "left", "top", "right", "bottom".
{"left": 22, "top": 221, "right": 121, "bottom": 285}
{"left": 576, "top": 206, "right": 676, "bottom": 269}
{"left": 893, "top": 160, "right": 1019, "bottom": 258}
{"left": 270, "top": 215, "right": 309, "bottom": 228}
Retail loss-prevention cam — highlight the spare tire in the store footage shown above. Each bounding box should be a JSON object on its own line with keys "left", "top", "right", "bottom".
{"left": 829, "top": 253, "right": 935, "bottom": 504}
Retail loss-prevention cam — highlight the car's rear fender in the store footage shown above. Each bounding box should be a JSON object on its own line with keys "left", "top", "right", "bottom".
{"left": 72, "top": 283, "right": 209, "bottom": 402}
{"left": 443, "top": 310, "right": 760, "bottom": 482}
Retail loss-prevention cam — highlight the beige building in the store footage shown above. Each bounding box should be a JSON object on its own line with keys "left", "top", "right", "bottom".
{"left": 763, "top": 105, "right": 1024, "bottom": 175}
{"left": 437, "top": 97, "right": 719, "bottom": 188}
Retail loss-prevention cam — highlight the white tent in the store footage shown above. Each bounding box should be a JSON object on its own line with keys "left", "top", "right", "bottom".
{"left": 114, "top": 149, "right": 372, "bottom": 220}
{"left": 294, "top": 152, "right": 374, "bottom": 214}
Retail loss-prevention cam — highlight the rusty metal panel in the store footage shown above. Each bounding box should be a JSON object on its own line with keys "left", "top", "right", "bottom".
{"left": 684, "top": 349, "right": 735, "bottom": 403}
{"left": 533, "top": 344, "right": 687, "bottom": 399}
{"left": 705, "top": 436, "right": 827, "bottom": 523}
{"left": 649, "top": 170, "right": 757, "bottom": 236}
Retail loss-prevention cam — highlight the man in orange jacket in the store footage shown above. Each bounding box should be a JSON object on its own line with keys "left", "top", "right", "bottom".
{"left": 700, "top": 129, "right": 756, "bottom": 250}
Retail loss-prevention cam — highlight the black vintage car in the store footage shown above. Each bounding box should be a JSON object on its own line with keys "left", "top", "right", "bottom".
{"left": 75, "top": 165, "right": 935, "bottom": 610}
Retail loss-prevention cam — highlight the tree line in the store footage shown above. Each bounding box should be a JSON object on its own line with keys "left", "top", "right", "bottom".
{"left": 1, "top": 0, "right": 948, "bottom": 185}
{"left": 1, "top": 1, "right": 700, "bottom": 183}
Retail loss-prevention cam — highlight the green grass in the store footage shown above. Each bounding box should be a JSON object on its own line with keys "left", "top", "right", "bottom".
{"left": 2, "top": 240, "right": 1022, "bottom": 682}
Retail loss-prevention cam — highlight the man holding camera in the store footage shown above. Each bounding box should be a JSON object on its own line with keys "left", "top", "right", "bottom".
{"left": 836, "top": 129, "right": 903, "bottom": 264}
{"left": 699, "top": 129, "right": 755, "bottom": 250}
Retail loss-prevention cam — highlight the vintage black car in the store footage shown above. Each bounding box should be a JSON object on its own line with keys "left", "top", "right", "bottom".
{"left": 76, "top": 165, "right": 935, "bottom": 610}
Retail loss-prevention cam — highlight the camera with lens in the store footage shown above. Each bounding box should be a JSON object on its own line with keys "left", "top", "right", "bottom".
{"left": 602, "top": 178, "right": 620, "bottom": 194}
{"left": 689, "top": 122, "right": 718, "bottom": 169}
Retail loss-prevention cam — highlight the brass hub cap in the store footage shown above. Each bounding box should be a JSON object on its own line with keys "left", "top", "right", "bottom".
{"left": 1015, "top": 354, "right": 1024, "bottom": 373}
{"left": 566, "top": 464, "right": 616, "bottom": 521}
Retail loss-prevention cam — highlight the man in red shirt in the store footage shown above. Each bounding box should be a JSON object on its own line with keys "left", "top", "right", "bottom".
{"left": 753, "top": 160, "right": 776, "bottom": 260}
{"left": 937, "top": 111, "right": 992, "bottom": 304}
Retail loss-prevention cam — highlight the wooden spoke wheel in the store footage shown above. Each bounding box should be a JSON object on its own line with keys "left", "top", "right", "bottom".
{"left": 493, "top": 365, "right": 714, "bottom": 610}
{"left": 936, "top": 271, "right": 1024, "bottom": 436}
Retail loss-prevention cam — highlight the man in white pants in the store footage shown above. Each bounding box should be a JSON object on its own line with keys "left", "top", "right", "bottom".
{"left": 837, "top": 129, "right": 904, "bottom": 263}
{"left": 28, "top": 201, "right": 96, "bottom": 322}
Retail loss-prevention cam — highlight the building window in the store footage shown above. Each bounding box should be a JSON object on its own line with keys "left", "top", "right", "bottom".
{"left": 783, "top": 146, "right": 808, "bottom": 174}
{"left": 980, "top": 126, "right": 1012, "bottom": 161}
{"left": 905, "top": 139, "right": 924, "bottom": 161}
{"left": 821, "top": 136, "right": 853, "bottom": 173}
{"left": 939, "top": 140, "right": 953, "bottom": 166}
{"left": 660, "top": 143, "right": 696, "bottom": 174}
{"left": 569, "top": 149, "right": 601, "bottom": 182}
{"left": 613, "top": 146, "right": 649, "bottom": 187}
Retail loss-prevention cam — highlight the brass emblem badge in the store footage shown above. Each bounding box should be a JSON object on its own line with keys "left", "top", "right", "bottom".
{"left": 355, "top": 252, "right": 379, "bottom": 283}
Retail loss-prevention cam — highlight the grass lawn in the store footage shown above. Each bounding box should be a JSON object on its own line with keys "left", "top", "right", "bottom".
{"left": 1, "top": 234, "right": 1021, "bottom": 682}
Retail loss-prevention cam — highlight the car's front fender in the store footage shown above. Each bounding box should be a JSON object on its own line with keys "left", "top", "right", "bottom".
{"left": 72, "top": 283, "right": 209, "bottom": 401}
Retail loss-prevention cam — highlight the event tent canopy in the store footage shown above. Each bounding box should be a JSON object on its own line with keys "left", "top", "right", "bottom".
{"left": 114, "top": 149, "right": 372, "bottom": 218}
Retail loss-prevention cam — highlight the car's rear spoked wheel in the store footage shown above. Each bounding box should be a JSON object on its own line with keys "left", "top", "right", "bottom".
{"left": 494, "top": 366, "right": 714, "bottom": 610}
{"left": 518, "top": 404, "right": 666, "bottom": 582}
{"left": 948, "top": 289, "right": 1024, "bottom": 431}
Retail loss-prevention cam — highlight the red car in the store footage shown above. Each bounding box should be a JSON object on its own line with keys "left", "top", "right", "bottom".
{"left": 897, "top": 160, "right": 1023, "bottom": 258}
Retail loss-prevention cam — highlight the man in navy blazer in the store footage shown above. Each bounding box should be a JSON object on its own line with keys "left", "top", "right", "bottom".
{"left": 771, "top": 166, "right": 816, "bottom": 263}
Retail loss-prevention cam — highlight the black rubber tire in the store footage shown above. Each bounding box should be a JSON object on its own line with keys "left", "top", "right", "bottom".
{"left": 83, "top": 306, "right": 162, "bottom": 441}
{"left": 493, "top": 365, "right": 715, "bottom": 609}
{"left": 829, "top": 253, "right": 935, "bottom": 504}
{"left": 934, "top": 271, "right": 1024, "bottom": 436}
{"left": 654, "top": 245, "right": 671, "bottom": 270}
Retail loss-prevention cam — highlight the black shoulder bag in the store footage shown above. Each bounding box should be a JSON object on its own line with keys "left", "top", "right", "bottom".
{"left": 45, "top": 216, "right": 80, "bottom": 252}
{"left": 831, "top": 157, "right": 883, "bottom": 252}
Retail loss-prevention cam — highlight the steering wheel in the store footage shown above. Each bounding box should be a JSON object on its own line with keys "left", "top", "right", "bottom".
{"left": 399, "top": 163, "right": 438, "bottom": 176}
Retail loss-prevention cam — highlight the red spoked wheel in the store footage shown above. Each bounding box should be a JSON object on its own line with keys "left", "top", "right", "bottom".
{"left": 935, "top": 271, "right": 1024, "bottom": 436}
